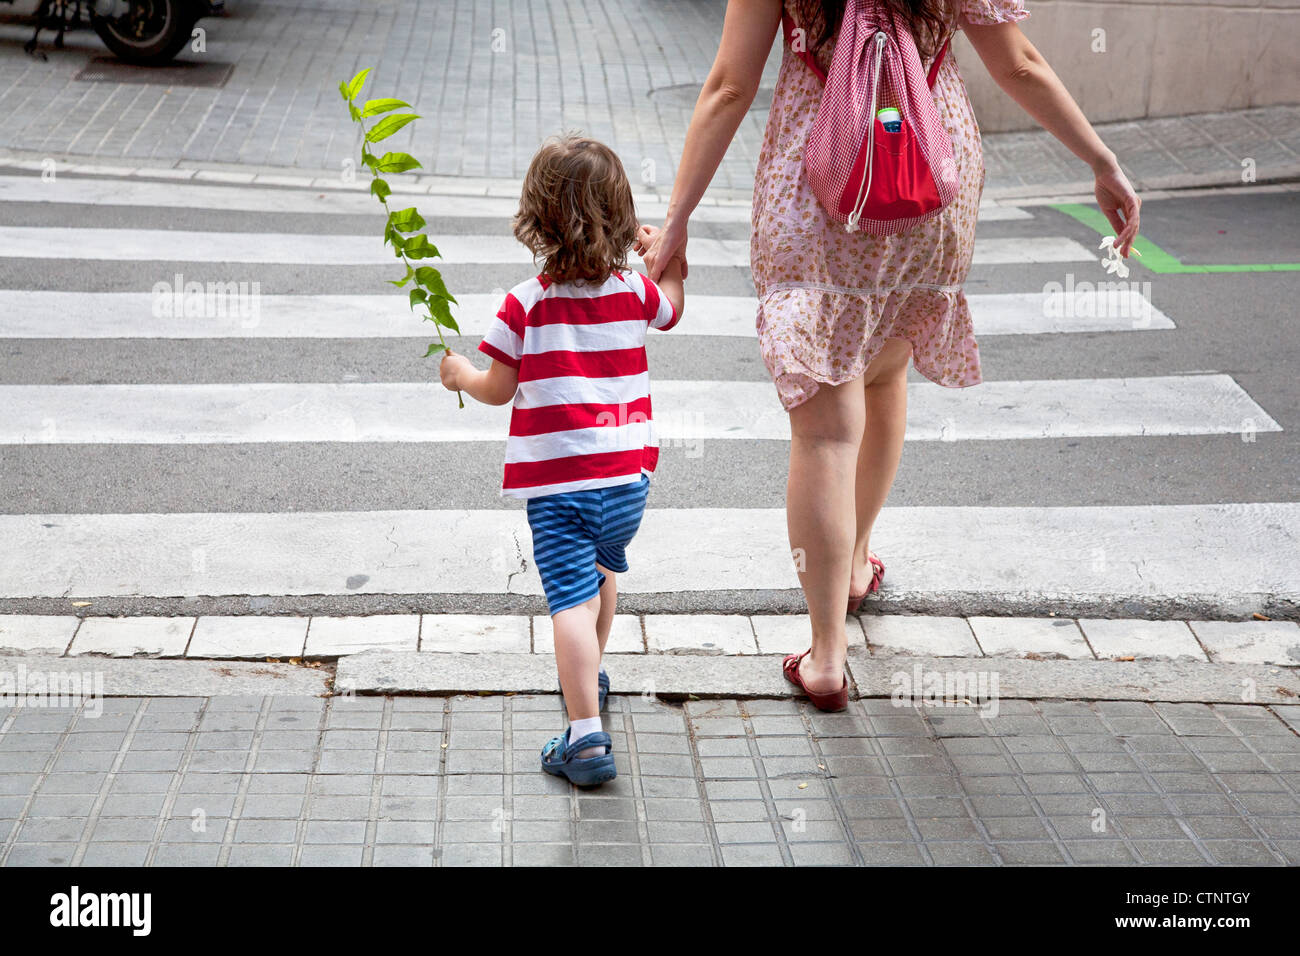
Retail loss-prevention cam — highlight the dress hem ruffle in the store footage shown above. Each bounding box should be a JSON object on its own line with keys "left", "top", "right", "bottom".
{"left": 756, "top": 285, "right": 983, "bottom": 412}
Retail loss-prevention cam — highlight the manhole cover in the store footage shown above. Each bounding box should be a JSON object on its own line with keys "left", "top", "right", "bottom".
{"left": 73, "top": 56, "right": 233, "bottom": 88}
{"left": 648, "top": 83, "right": 772, "bottom": 112}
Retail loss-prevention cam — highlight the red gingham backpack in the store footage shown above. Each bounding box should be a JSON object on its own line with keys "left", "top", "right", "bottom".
{"left": 783, "top": 1, "right": 958, "bottom": 235}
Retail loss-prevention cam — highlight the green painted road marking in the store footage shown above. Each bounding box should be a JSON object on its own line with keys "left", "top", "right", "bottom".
{"left": 1051, "top": 203, "right": 1300, "bottom": 274}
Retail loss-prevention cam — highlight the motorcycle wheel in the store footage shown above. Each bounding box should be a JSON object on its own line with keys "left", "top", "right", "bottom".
{"left": 91, "top": 0, "right": 200, "bottom": 66}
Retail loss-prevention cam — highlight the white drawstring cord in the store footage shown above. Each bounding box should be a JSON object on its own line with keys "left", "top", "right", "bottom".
{"left": 846, "top": 30, "right": 888, "bottom": 232}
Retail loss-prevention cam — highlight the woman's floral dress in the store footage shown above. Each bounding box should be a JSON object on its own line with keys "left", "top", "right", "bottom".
{"left": 752, "top": 0, "right": 1030, "bottom": 410}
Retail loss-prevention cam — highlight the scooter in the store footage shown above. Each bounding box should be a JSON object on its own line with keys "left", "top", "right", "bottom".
{"left": 0, "top": 0, "right": 223, "bottom": 64}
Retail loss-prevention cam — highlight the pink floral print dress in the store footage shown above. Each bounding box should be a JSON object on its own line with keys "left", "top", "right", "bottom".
{"left": 752, "top": 0, "right": 1030, "bottom": 410}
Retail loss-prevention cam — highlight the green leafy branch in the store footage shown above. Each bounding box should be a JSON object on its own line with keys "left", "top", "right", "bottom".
{"left": 338, "top": 67, "right": 463, "bottom": 408}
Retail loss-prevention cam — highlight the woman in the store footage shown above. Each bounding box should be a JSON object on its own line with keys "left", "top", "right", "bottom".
{"left": 641, "top": 0, "right": 1141, "bottom": 710}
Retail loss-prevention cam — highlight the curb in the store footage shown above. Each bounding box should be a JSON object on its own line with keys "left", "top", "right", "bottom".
{"left": 0, "top": 655, "right": 332, "bottom": 699}
{"left": 332, "top": 651, "right": 1300, "bottom": 706}
{"left": 3, "top": 146, "right": 1295, "bottom": 208}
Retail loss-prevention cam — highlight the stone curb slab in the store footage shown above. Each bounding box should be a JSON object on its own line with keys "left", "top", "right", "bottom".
{"left": 0, "top": 655, "right": 330, "bottom": 698}
{"left": 335, "top": 650, "right": 790, "bottom": 698}
{"left": 335, "top": 651, "right": 1300, "bottom": 705}
{"left": 849, "top": 651, "right": 1300, "bottom": 706}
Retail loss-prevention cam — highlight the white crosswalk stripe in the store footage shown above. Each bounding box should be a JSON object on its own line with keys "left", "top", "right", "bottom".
{"left": 0, "top": 173, "right": 1288, "bottom": 616}
{"left": 0, "top": 288, "right": 1175, "bottom": 338}
{"left": 0, "top": 376, "right": 1276, "bottom": 445}
{"left": 2, "top": 504, "right": 1295, "bottom": 607}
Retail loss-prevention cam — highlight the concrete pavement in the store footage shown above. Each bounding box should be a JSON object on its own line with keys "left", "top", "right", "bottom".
{"left": 2, "top": 691, "right": 1298, "bottom": 867}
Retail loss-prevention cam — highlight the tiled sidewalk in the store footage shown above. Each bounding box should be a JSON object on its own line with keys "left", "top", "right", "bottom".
{"left": 0, "top": 0, "right": 1295, "bottom": 195}
{"left": 3, "top": 613, "right": 1297, "bottom": 666}
{"left": 2, "top": 694, "right": 1298, "bottom": 866}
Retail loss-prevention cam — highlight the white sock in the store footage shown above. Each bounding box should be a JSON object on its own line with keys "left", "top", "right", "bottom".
{"left": 569, "top": 716, "right": 603, "bottom": 757}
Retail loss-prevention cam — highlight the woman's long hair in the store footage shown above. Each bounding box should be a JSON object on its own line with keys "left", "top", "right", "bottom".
{"left": 789, "top": 0, "right": 951, "bottom": 60}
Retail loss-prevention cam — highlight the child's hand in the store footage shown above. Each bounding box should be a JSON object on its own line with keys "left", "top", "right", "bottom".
{"left": 635, "top": 223, "right": 685, "bottom": 271}
{"left": 438, "top": 349, "right": 473, "bottom": 392}
{"left": 633, "top": 224, "right": 658, "bottom": 258}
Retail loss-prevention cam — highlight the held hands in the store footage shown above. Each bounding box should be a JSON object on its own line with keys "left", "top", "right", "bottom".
{"left": 1093, "top": 159, "right": 1141, "bottom": 258}
{"left": 635, "top": 222, "right": 688, "bottom": 282}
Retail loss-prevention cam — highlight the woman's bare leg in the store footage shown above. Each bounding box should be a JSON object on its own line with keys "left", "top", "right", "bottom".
{"left": 851, "top": 338, "right": 913, "bottom": 597}
{"left": 786, "top": 375, "right": 866, "bottom": 694}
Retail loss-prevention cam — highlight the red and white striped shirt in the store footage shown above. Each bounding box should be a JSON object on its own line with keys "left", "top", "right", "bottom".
{"left": 478, "top": 269, "right": 679, "bottom": 499}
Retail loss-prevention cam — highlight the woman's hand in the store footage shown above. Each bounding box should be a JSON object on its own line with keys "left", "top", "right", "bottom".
{"left": 638, "top": 219, "right": 690, "bottom": 283}
{"left": 1094, "top": 159, "right": 1141, "bottom": 258}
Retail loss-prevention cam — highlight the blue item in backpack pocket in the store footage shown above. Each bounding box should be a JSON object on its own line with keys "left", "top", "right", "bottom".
{"left": 876, "top": 107, "right": 902, "bottom": 133}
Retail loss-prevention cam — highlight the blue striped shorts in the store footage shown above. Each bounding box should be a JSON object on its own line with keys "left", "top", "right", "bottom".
{"left": 526, "top": 474, "right": 651, "bottom": 615}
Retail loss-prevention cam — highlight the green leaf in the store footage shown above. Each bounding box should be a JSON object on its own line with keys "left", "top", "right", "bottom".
{"left": 424, "top": 342, "right": 447, "bottom": 357}
{"left": 388, "top": 264, "right": 415, "bottom": 287}
{"left": 402, "top": 234, "right": 439, "bottom": 260}
{"left": 348, "top": 103, "right": 361, "bottom": 122}
{"left": 360, "top": 149, "right": 378, "bottom": 171}
{"left": 409, "top": 288, "right": 428, "bottom": 311}
{"left": 375, "top": 152, "right": 422, "bottom": 173}
{"left": 338, "top": 79, "right": 350, "bottom": 102}
{"left": 362, "top": 98, "right": 411, "bottom": 117}
{"left": 414, "top": 267, "right": 455, "bottom": 302}
{"left": 344, "top": 68, "right": 371, "bottom": 101}
{"left": 370, "top": 178, "right": 391, "bottom": 201}
{"left": 366, "top": 113, "right": 420, "bottom": 143}
{"left": 426, "top": 295, "right": 461, "bottom": 334}
{"left": 388, "top": 206, "right": 426, "bottom": 233}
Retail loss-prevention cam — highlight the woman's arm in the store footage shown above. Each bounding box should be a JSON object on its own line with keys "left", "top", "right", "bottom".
{"left": 643, "top": 0, "right": 784, "bottom": 280}
{"left": 962, "top": 19, "right": 1141, "bottom": 255}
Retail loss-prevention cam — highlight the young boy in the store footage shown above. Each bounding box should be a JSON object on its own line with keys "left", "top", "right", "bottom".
{"left": 438, "top": 134, "right": 685, "bottom": 786}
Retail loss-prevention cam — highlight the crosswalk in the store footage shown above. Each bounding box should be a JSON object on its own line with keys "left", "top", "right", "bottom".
{"left": 0, "top": 169, "right": 1293, "bottom": 615}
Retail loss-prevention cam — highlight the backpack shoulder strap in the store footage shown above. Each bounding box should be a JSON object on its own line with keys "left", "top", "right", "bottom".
{"left": 926, "top": 34, "right": 951, "bottom": 88}
{"left": 782, "top": 10, "right": 827, "bottom": 83}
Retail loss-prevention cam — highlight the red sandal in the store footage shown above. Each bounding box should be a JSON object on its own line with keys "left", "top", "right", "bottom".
{"left": 782, "top": 649, "right": 849, "bottom": 712}
{"left": 847, "top": 552, "right": 885, "bottom": 614}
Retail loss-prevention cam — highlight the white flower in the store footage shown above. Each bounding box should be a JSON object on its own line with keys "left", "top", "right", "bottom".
{"left": 1098, "top": 235, "right": 1129, "bottom": 278}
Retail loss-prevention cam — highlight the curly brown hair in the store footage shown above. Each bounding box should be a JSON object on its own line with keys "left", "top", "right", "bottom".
{"left": 512, "top": 133, "right": 639, "bottom": 284}
{"left": 790, "top": 0, "right": 953, "bottom": 61}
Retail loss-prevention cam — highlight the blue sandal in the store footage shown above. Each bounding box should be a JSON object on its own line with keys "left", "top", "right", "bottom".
{"left": 556, "top": 668, "right": 610, "bottom": 713}
{"left": 540, "top": 727, "right": 617, "bottom": 787}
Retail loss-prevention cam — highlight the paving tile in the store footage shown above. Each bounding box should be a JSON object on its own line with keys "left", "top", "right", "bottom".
{"left": 861, "top": 615, "right": 981, "bottom": 657}
{"left": 1077, "top": 619, "right": 1207, "bottom": 661}
{"left": 420, "top": 615, "right": 531, "bottom": 653}
{"left": 70, "top": 617, "right": 193, "bottom": 657}
{"left": 227, "top": 844, "right": 295, "bottom": 866}
{"left": 855, "top": 841, "right": 926, "bottom": 865}
{"left": 371, "top": 845, "right": 436, "bottom": 866}
{"left": 649, "top": 843, "right": 715, "bottom": 866}
{"left": 720, "top": 843, "right": 784, "bottom": 866}
{"left": 299, "top": 844, "right": 366, "bottom": 866}
{"left": 0, "top": 615, "right": 79, "bottom": 654}
{"left": 967, "top": 617, "right": 1093, "bottom": 660}
{"left": 188, "top": 616, "right": 308, "bottom": 658}
{"left": 1189, "top": 620, "right": 1300, "bottom": 666}
{"left": 643, "top": 615, "right": 757, "bottom": 655}
{"left": 81, "top": 843, "right": 152, "bottom": 866}
{"left": 304, "top": 615, "right": 419, "bottom": 656}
